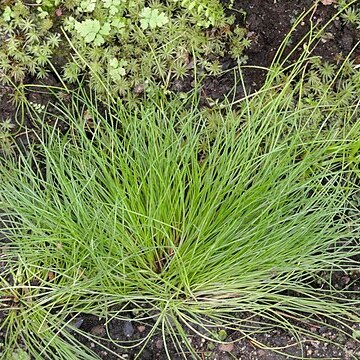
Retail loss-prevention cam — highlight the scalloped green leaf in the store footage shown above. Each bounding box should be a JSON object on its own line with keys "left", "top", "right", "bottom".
{"left": 75, "top": 19, "right": 101, "bottom": 42}
{"left": 140, "top": 7, "right": 169, "bottom": 30}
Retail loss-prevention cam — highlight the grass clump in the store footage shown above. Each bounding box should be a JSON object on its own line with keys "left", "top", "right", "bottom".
{"left": 0, "top": 51, "right": 359, "bottom": 358}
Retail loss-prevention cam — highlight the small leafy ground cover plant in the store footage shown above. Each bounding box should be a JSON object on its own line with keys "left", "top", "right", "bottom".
{"left": 337, "top": 0, "right": 360, "bottom": 28}
{"left": 0, "top": 0, "right": 250, "bottom": 96}
{"left": 0, "top": 118, "right": 15, "bottom": 158}
{"left": 0, "top": 42, "right": 359, "bottom": 358}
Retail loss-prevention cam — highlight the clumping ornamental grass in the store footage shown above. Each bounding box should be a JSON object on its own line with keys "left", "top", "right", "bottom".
{"left": 0, "top": 58, "right": 360, "bottom": 358}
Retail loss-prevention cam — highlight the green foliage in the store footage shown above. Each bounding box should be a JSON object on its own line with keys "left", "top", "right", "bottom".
{"left": 78, "top": 0, "right": 97, "bottom": 12}
{"left": 108, "top": 57, "right": 127, "bottom": 80}
{"left": 336, "top": 0, "right": 360, "bottom": 27}
{"left": 217, "top": 329, "right": 228, "bottom": 341}
{"left": 74, "top": 19, "right": 111, "bottom": 45}
{"left": 0, "top": 1, "right": 58, "bottom": 84}
{"left": 139, "top": 7, "right": 169, "bottom": 30}
{"left": 2, "top": 6, "right": 12, "bottom": 21}
{"left": 178, "top": 0, "right": 229, "bottom": 27}
{"left": 0, "top": 0, "right": 246, "bottom": 95}
{"left": 0, "top": 118, "right": 15, "bottom": 157}
{"left": 10, "top": 349, "right": 31, "bottom": 360}
{"left": 267, "top": 54, "right": 360, "bottom": 140}
{"left": 0, "top": 53, "right": 359, "bottom": 358}
{"left": 340, "top": 6, "right": 360, "bottom": 27}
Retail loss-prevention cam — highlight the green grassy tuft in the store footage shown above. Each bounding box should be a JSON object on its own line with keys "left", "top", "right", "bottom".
{"left": 0, "top": 56, "right": 359, "bottom": 358}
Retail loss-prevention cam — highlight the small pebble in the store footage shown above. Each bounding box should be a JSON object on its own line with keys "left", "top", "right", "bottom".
{"left": 219, "top": 343, "right": 234, "bottom": 352}
{"left": 258, "top": 349, "right": 266, "bottom": 356}
{"left": 155, "top": 339, "right": 163, "bottom": 349}
{"left": 70, "top": 318, "right": 84, "bottom": 329}
{"left": 123, "top": 320, "right": 134, "bottom": 338}
{"left": 137, "top": 325, "right": 146, "bottom": 333}
{"left": 310, "top": 340, "right": 320, "bottom": 348}
{"left": 90, "top": 325, "right": 105, "bottom": 337}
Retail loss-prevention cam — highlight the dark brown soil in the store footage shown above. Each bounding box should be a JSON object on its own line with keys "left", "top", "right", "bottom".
{"left": 67, "top": 303, "right": 360, "bottom": 359}
{"left": 199, "top": 0, "right": 360, "bottom": 100}
{"left": 0, "top": 1, "right": 359, "bottom": 359}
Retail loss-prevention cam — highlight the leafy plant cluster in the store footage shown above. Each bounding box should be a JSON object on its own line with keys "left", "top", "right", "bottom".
{"left": 336, "top": 0, "right": 360, "bottom": 28}
{"left": 0, "top": 2, "right": 60, "bottom": 82}
{"left": 273, "top": 56, "right": 360, "bottom": 129}
{"left": 0, "top": 0, "right": 250, "bottom": 95}
{"left": 0, "top": 118, "right": 15, "bottom": 157}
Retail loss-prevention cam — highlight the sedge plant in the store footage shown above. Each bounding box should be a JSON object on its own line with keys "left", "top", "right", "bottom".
{"left": 0, "top": 57, "right": 359, "bottom": 358}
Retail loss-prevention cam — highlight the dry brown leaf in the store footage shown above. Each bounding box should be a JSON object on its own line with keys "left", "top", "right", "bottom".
{"left": 320, "top": 0, "right": 336, "bottom": 5}
{"left": 48, "top": 271, "right": 55, "bottom": 281}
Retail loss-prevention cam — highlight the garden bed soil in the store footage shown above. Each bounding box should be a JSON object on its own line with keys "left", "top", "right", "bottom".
{"left": 0, "top": 0, "right": 359, "bottom": 359}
